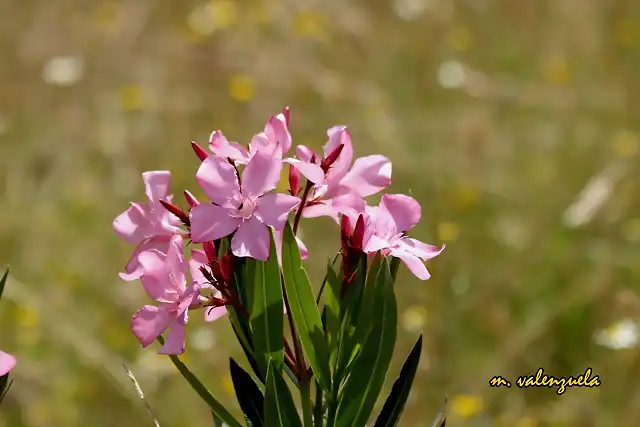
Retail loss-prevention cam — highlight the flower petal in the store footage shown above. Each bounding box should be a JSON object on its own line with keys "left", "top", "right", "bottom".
{"left": 339, "top": 155, "right": 392, "bottom": 197}
{"left": 0, "top": 351, "right": 16, "bottom": 376}
{"left": 121, "top": 236, "right": 172, "bottom": 281}
{"left": 131, "top": 305, "right": 174, "bottom": 346}
{"left": 231, "top": 217, "right": 270, "bottom": 260}
{"left": 390, "top": 249, "right": 431, "bottom": 280}
{"left": 166, "top": 235, "right": 187, "bottom": 292}
{"left": 256, "top": 193, "right": 300, "bottom": 230}
{"left": 142, "top": 171, "right": 171, "bottom": 203}
{"left": 205, "top": 306, "right": 228, "bottom": 322}
{"left": 189, "top": 204, "right": 241, "bottom": 243}
{"left": 241, "top": 145, "right": 283, "bottom": 199}
{"left": 209, "top": 130, "right": 250, "bottom": 163}
{"left": 323, "top": 127, "right": 353, "bottom": 183}
{"left": 380, "top": 194, "right": 421, "bottom": 232}
{"left": 196, "top": 156, "right": 240, "bottom": 205}
{"left": 265, "top": 112, "right": 292, "bottom": 153}
{"left": 189, "top": 249, "right": 209, "bottom": 286}
{"left": 296, "top": 145, "right": 317, "bottom": 163}
{"left": 284, "top": 158, "right": 325, "bottom": 184}
{"left": 302, "top": 201, "right": 340, "bottom": 222}
{"left": 113, "top": 203, "right": 154, "bottom": 244}
{"left": 137, "top": 250, "right": 178, "bottom": 302}
{"left": 398, "top": 239, "right": 445, "bottom": 260}
{"left": 158, "top": 318, "right": 186, "bottom": 355}
{"left": 363, "top": 234, "right": 390, "bottom": 253}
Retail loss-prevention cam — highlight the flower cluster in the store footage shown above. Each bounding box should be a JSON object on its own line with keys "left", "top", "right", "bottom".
{"left": 113, "top": 107, "right": 444, "bottom": 355}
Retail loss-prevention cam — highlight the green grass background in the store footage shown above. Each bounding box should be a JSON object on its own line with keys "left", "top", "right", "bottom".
{"left": 1, "top": 0, "right": 639, "bottom": 426}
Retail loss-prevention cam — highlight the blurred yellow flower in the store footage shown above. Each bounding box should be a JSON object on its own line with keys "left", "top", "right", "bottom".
{"left": 451, "top": 394, "right": 483, "bottom": 418}
{"left": 120, "top": 85, "right": 145, "bottom": 111}
{"left": 447, "top": 26, "right": 474, "bottom": 52}
{"left": 612, "top": 130, "right": 638, "bottom": 158}
{"left": 93, "top": 1, "right": 122, "bottom": 34}
{"left": 222, "top": 371, "right": 235, "bottom": 395}
{"left": 402, "top": 306, "right": 428, "bottom": 333}
{"left": 543, "top": 56, "right": 571, "bottom": 86}
{"left": 516, "top": 417, "right": 538, "bottom": 427}
{"left": 615, "top": 20, "right": 640, "bottom": 47}
{"left": 210, "top": 0, "right": 238, "bottom": 29}
{"left": 187, "top": 1, "right": 237, "bottom": 37}
{"left": 15, "top": 304, "right": 39, "bottom": 328}
{"left": 438, "top": 221, "right": 460, "bottom": 242}
{"left": 228, "top": 74, "right": 256, "bottom": 102}
{"left": 292, "top": 11, "right": 328, "bottom": 40}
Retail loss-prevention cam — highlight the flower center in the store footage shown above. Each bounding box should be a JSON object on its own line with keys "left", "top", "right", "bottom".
{"left": 231, "top": 197, "right": 256, "bottom": 220}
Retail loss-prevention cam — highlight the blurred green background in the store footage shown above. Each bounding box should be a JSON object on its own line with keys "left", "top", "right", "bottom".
{"left": 1, "top": 0, "right": 639, "bottom": 426}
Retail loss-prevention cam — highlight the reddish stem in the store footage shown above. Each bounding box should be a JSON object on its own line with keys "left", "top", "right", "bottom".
{"left": 293, "top": 180, "right": 313, "bottom": 235}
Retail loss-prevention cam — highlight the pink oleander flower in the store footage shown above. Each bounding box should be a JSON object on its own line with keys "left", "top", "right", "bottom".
{"left": 286, "top": 126, "right": 392, "bottom": 221}
{"left": 131, "top": 235, "right": 203, "bottom": 355}
{"left": 207, "top": 108, "right": 292, "bottom": 165}
{"left": 361, "top": 194, "right": 445, "bottom": 280}
{"left": 190, "top": 144, "right": 300, "bottom": 261}
{"left": 113, "top": 171, "right": 183, "bottom": 281}
{"left": 0, "top": 351, "right": 15, "bottom": 376}
{"left": 189, "top": 249, "right": 228, "bottom": 322}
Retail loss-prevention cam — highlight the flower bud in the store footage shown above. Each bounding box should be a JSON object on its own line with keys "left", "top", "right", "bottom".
{"left": 220, "top": 254, "right": 234, "bottom": 283}
{"left": 352, "top": 214, "right": 365, "bottom": 250}
{"left": 190, "top": 141, "right": 209, "bottom": 161}
{"left": 159, "top": 200, "right": 190, "bottom": 226}
{"left": 321, "top": 144, "right": 344, "bottom": 172}
{"left": 203, "top": 241, "right": 217, "bottom": 264}
{"left": 289, "top": 164, "right": 301, "bottom": 197}
{"left": 184, "top": 190, "right": 200, "bottom": 208}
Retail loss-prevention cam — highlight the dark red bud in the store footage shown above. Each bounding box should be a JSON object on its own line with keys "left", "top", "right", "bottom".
{"left": 210, "top": 297, "right": 227, "bottom": 307}
{"left": 289, "top": 165, "right": 301, "bottom": 197}
{"left": 220, "top": 254, "right": 235, "bottom": 283}
{"left": 159, "top": 200, "right": 190, "bottom": 226}
{"left": 352, "top": 214, "right": 365, "bottom": 250}
{"left": 191, "top": 141, "right": 209, "bottom": 161}
{"left": 203, "top": 241, "right": 217, "bottom": 263}
{"left": 282, "top": 106, "right": 290, "bottom": 126}
{"left": 199, "top": 265, "right": 216, "bottom": 285}
{"left": 321, "top": 144, "right": 344, "bottom": 172}
{"left": 184, "top": 190, "right": 200, "bottom": 208}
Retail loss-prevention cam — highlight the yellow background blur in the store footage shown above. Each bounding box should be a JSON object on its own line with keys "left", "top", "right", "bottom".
{"left": 1, "top": 0, "right": 639, "bottom": 426}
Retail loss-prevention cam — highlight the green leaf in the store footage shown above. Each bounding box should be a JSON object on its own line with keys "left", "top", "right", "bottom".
{"left": 0, "top": 266, "right": 9, "bottom": 302}
{"left": 389, "top": 258, "right": 401, "bottom": 282}
{"left": 249, "top": 229, "right": 284, "bottom": 375}
{"left": 229, "top": 358, "right": 265, "bottom": 427}
{"left": 373, "top": 335, "right": 423, "bottom": 427}
{"left": 264, "top": 360, "right": 303, "bottom": 427}
{"left": 281, "top": 222, "right": 331, "bottom": 391}
{"left": 334, "top": 258, "right": 398, "bottom": 427}
{"left": 211, "top": 411, "right": 224, "bottom": 427}
{"left": 324, "top": 257, "right": 342, "bottom": 366}
{"left": 314, "top": 380, "right": 324, "bottom": 427}
{"left": 232, "top": 321, "right": 264, "bottom": 384}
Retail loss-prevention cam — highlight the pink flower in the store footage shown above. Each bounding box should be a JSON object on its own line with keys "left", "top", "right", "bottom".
{"left": 190, "top": 144, "right": 300, "bottom": 261}
{"left": 286, "top": 126, "right": 392, "bottom": 221}
{"left": 131, "top": 235, "right": 203, "bottom": 355}
{"left": 208, "top": 108, "right": 291, "bottom": 165}
{"left": 189, "top": 249, "right": 228, "bottom": 322}
{"left": 0, "top": 351, "right": 15, "bottom": 376}
{"left": 113, "top": 171, "right": 183, "bottom": 280}
{"left": 361, "top": 194, "right": 444, "bottom": 280}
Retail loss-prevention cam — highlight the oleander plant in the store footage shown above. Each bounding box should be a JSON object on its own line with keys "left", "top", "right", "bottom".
{"left": 109, "top": 107, "right": 446, "bottom": 427}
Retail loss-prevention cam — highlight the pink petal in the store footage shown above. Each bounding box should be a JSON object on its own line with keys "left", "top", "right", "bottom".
{"left": 205, "top": 305, "right": 228, "bottom": 322}
{"left": 166, "top": 236, "right": 187, "bottom": 292}
{"left": 256, "top": 193, "right": 300, "bottom": 230}
{"left": 265, "top": 113, "right": 292, "bottom": 153}
{"left": 302, "top": 201, "right": 341, "bottom": 222}
{"left": 241, "top": 146, "right": 283, "bottom": 199}
{"left": 363, "top": 234, "right": 390, "bottom": 253}
{"left": 137, "top": 250, "right": 179, "bottom": 302}
{"left": 158, "top": 317, "right": 186, "bottom": 355}
{"left": 297, "top": 236, "right": 309, "bottom": 260}
{"left": 323, "top": 127, "right": 353, "bottom": 183}
{"left": 0, "top": 351, "right": 16, "bottom": 376}
{"left": 330, "top": 193, "right": 366, "bottom": 219}
{"left": 120, "top": 236, "right": 172, "bottom": 281}
{"left": 113, "top": 203, "right": 154, "bottom": 245}
{"left": 284, "top": 159, "right": 325, "bottom": 184}
{"left": 399, "top": 239, "right": 445, "bottom": 260}
{"left": 380, "top": 194, "right": 421, "bottom": 232}
{"left": 196, "top": 156, "right": 240, "bottom": 206}
{"left": 390, "top": 249, "right": 431, "bottom": 280}
{"left": 189, "top": 249, "right": 209, "bottom": 286}
{"left": 209, "top": 130, "right": 251, "bottom": 163}
{"left": 142, "top": 171, "right": 171, "bottom": 203}
{"left": 131, "top": 305, "right": 175, "bottom": 346}
{"left": 339, "top": 155, "right": 392, "bottom": 197}
{"left": 189, "top": 204, "right": 241, "bottom": 243}
{"left": 249, "top": 133, "right": 271, "bottom": 155}
{"left": 231, "top": 217, "right": 270, "bottom": 260}
{"left": 296, "top": 145, "right": 317, "bottom": 163}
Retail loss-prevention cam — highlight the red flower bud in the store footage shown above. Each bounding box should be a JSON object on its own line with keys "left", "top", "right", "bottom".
{"left": 220, "top": 254, "right": 235, "bottom": 283}
{"left": 321, "top": 144, "right": 344, "bottom": 172}
{"left": 159, "top": 200, "right": 190, "bottom": 226}
{"left": 352, "top": 214, "right": 365, "bottom": 250}
{"left": 289, "top": 164, "right": 301, "bottom": 197}
{"left": 203, "top": 241, "right": 217, "bottom": 263}
{"left": 191, "top": 141, "right": 209, "bottom": 161}
{"left": 184, "top": 190, "right": 200, "bottom": 208}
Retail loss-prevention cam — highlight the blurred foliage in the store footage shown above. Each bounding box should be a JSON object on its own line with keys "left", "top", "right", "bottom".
{"left": 0, "top": 0, "right": 639, "bottom": 426}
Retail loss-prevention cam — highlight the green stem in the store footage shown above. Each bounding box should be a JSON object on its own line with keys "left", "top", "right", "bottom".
{"left": 300, "top": 377, "right": 314, "bottom": 427}
{"left": 157, "top": 337, "right": 242, "bottom": 427}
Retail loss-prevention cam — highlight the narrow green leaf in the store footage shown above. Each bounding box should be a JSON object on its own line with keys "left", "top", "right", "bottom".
{"left": 235, "top": 257, "right": 251, "bottom": 312}
{"left": 430, "top": 397, "right": 447, "bottom": 427}
{"left": 249, "top": 229, "right": 284, "bottom": 375}
{"left": 157, "top": 336, "right": 242, "bottom": 427}
{"left": 324, "top": 258, "right": 342, "bottom": 366}
{"left": 314, "top": 380, "right": 324, "bottom": 427}
{"left": 281, "top": 222, "right": 331, "bottom": 390}
{"left": 231, "top": 321, "right": 264, "bottom": 384}
{"left": 334, "top": 258, "right": 398, "bottom": 427}
{"left": 264, "top": 360, "right": 303, "bottom": 427}
{"left": 373, "top": 335, "right": 423, "bottom": 427}
{"left": 229, "top": 358, "right": 265, "bottom": 427}
{"left": 389, "top": 258, "right": 401, "bottom": 282}
{"left": 212, "top": 410, "right": 224, "bottom": 427}
{"left": 0, "top": 266, "right": 9, "bottom": 302}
